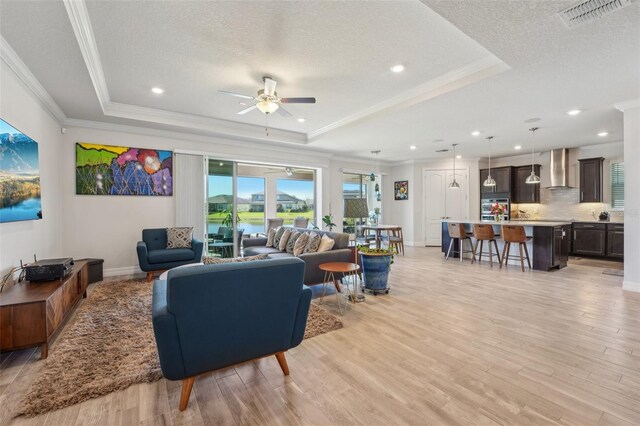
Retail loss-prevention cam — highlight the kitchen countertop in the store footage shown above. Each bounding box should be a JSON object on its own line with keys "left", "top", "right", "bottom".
{"left": 510, "top": 219, "right": 623, "bottom": 224}
{"left": 445, "top": 219, "right": 571, "bottom": 227}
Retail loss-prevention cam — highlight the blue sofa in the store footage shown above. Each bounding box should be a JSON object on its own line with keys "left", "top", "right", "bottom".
{"left": 152, "top": 257, "right": 311, "bottom": 411}
{"left": 137, "top": 228, "right": 204, "bottom": 282}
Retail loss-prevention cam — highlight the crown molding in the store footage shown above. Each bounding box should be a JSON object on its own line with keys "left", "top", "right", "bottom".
{"left": 614, "top": 99, "right": 640, "bottom": 111}
{"left": 308, "top": 55, "right": 510, "bottom": 140}
{"left": 63, "top": 0, "right": 110, "bottom": 111}
{"left": 63, "top": 0, "right": 308, "bottom": 145}
{"left": 0, "top": 35, "right": 67, "bottom": 124}
{"left": 64, "top": 118, "right": 332, "bottom": 162}
{"left": 102, "top": 101, "right": 306, "bottom": 145}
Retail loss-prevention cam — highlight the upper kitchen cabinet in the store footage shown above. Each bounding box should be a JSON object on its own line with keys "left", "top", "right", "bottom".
{"left": 513, "top": 165, "right": 541, "bottom": 204}
{"left": 480, "top": 166, "right": 512, "bottom": 195}
{"left": 579, "top": 157, "right": 604, "bottom": 203}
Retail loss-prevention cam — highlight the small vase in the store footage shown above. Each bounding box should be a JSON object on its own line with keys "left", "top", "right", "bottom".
{"left": 494, "top": 215, "right": 500, "bottom": 223}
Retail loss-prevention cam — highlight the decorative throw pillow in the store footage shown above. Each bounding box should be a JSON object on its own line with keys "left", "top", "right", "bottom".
{"left": 317, "top": 234, "right": 335, "bottom": 252}
{"left": 202, "top": 254, "right": 268, "bottom": 264}
{"left": 273, "top": 226, "right": 286, "bottom": 248}
{"left": 303, "top": 232, "right": 321, "bottom": 254}
{"left": 293, "top": 232, "right": 309, "bottom": 256}
{"left": 266, "top": 228, "right": 276, "bottom": 247}
{"left": 286, "top": 231, "right": 301, "bottom": 254}
{"left": 166, "top": 227, "right": 193, "bottom": 249}
{"left": 279, "top": 229, "right": 292, "bottom": 252}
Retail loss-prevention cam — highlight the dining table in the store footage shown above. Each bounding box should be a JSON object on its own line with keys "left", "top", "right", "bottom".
{"left": 360, "top": 224, "right": 400, "bottom": 249}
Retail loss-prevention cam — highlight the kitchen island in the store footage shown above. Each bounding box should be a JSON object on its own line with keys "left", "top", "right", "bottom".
{"left": 441, "top": 220, "right": 571, "bottom": 271}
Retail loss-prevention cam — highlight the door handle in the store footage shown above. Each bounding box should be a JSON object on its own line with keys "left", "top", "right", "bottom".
{"left": 580, "top": 191, "right": 584, "bottom": 201}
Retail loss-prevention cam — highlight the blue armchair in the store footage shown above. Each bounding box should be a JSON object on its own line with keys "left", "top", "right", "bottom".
{"left": 152, "top": 257, "right": 311, "bottom": 411}
{"left": 137, "top": 228, "right": 204, "bottom": 282}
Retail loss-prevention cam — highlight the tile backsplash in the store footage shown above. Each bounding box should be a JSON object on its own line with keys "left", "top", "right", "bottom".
{"left": 511, "top": 187, "right": 624, "bottom": 222}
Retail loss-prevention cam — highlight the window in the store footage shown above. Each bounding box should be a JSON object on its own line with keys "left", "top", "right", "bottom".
{"left": 275, "top": 177, "right": 315, "bottom": 226}
{"left": 611, "top": 162, "right": 624, "bottom": 209}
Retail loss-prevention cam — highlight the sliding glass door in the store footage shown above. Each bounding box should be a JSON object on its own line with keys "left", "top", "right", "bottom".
{"left": 207, "top": 159, "right": 237, "bottom": 258}
{"left": 206, "top": 160, "right": 317, "bottom": 258}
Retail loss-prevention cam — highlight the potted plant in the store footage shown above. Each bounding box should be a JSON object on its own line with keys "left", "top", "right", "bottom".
{"left": 357, "top": 244, "right": 394, "bottom": 295}
{"left": 322, "top": 214, "right": 336, "bottom": 231}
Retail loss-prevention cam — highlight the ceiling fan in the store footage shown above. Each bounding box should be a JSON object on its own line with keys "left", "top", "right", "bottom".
{"left": 218, "top": 76, "right": 316, "bottom": 118}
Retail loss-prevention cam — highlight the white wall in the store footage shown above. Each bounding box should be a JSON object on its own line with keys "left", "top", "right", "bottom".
{"left": 388, "top": 158, "right": 480, "bottom": 246}
{"left": 619, "top": 103, "right": 639, "bottom": 292}
{"left": 0, "top": 64, "right": 63, "bottom": 278}
{"left": 60, "top": 125, "right": 388, "bottom": 274}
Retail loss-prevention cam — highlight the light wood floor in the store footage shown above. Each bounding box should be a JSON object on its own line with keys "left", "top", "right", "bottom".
{"left": 1, "top": 247, "right": 639, "bottom": 425}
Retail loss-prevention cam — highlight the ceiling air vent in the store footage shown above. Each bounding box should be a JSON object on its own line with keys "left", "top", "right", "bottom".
{"left": 558, "top": 0, "right": 632, "bottom": 28}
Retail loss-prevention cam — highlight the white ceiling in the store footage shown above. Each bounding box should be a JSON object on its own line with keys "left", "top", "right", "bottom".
{"left": 1, "top": 0, "right": 638, "bottom": 162}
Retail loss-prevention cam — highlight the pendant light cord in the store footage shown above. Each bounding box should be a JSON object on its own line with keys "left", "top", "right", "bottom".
{"left": 529, "top": 127, "right": 538, "bottom": 173}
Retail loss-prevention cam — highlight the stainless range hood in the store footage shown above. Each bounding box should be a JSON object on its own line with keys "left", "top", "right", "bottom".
{"left": 547, "top": 148, "right": 573, "bottom": 188}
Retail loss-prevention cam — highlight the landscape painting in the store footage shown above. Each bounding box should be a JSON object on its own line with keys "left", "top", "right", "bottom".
{"left": 0, "top": 118, "right": 43, "bottom": 223}
{"left": 76, "top": 143, "right": 172, "bottom": 196}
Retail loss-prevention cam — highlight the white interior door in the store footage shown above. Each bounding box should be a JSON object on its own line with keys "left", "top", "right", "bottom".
{"left": 445, "top": 169, "right": 469, "bottom": 221}
{"left": 424, "top": 170, "right": 446, "bottom": 246}
{"left": 423, "top": 169, "right": 469, "bottom": 246}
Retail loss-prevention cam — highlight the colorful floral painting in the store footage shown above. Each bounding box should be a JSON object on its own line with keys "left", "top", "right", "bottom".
{"left": 75, "top": 143, "right": 172, "bottom": 196}
{"left": 394, "top": 180, "right": 408, "bottom": 200}
{"left": 0, "top": 118, "right": 43, "bottom": 223}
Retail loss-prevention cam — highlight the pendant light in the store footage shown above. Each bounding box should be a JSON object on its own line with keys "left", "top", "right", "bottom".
{"left": 483, "top": 136, "right": 496, "bottom": 187}
{"left": 526, "top": 127, "right": 541, "bottom": 184}
{"left": 369, "top": 150, "right": 380, "bottom": 181}
{"left": 449, "top": 144, "right": 460, "bottom": 189}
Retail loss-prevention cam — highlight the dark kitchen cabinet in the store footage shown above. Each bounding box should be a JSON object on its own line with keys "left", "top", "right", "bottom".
{"left": 513, "top": 165, "right": 541, "bottom": 204}
{"left": 480, "top": 166, "right": 512, "bottom": 195}
{"left": 532, "top": 225, "right": 570, "bottom": 270}
{"left": 572, "top": 223, "right": 606, "bottom": 256}
{"left": 579, "top": 158, "right": 604, "bottom": 203}
{"left": 607, "top": 224, "right": 624, "bottom": 258}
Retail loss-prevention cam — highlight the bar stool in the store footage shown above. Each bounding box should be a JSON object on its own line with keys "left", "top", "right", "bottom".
{"left": 500, "top": 225, "right": 531, "bottom": 272}
{"left": 388, "top": 226, "right": 405, "bottom": 255}
{"left": 472, "top": 224, "right": 501, "bottom": 267}
{"left": 446, "top": 223, "right": 475, "bottom": 262}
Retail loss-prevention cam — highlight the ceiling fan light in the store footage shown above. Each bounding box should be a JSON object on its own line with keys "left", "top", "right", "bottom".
{"left": 256, "top": 100, "right": 279, "bottom": 114}
{"left": 525, "top": 171, "right": 541, "bottom": 184}
{"left": 483, "top": 176, "right": 496, "bottom": 187}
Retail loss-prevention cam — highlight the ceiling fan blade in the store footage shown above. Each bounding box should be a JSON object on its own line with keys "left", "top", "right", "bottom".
{"left": 236, "top": 105, "right": 257, "bottom": 115}
{"left": 280, "top": 97, "right": 316, "bottom": 104}
{"left": 218, "top": 90, "right": 254, "bottom": 100}
{"left": 276, "top": 105, "right": 293, "bottom": 118}
{"left": 264, "top": 77, "right": 277, "bottom": 96}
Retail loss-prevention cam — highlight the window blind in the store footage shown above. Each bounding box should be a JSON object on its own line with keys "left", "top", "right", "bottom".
{"left": 610, "top": 162, "right": 624, "bottom": 209}
{"left": 175, "top": 153, "right": 206, "bottom": 241}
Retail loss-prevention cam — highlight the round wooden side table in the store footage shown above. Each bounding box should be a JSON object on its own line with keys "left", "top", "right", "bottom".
{"left": 318, "top": 262, "right": 362, "bottom": 314}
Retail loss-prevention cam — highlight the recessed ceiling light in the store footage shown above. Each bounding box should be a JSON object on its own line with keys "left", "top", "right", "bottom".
{"left": 409, "top": 145, "right": 417, "bottom": 150}
{"left": 239, "top": 102, "right": 247, "bottom": 106}
{"left": 456, "top": 155, "right": 462, "bottom": 159}
{"left": 567, "top": 109, "right": 581, "bottom": 116}
{"left": 598, "top": 131, "right": 608, "bottom": 137}
{"left": 514, "top": 145, "right": 522, "bottom": 150}
{"left": 390, "top": 64, "right": 405, "bottom": 73}
{"left": 297, "top": 118, "right": 306, "bottom": 123}
{"left": 151, "top": 87, "right": 164, "bottom": 94}
{"left": 471, "top": 131, "right": 480, "bottom": 136}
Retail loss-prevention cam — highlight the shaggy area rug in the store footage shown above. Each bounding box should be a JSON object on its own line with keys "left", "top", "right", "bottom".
{"left": 18, "top": 278, "right": 342, "bottom": 417}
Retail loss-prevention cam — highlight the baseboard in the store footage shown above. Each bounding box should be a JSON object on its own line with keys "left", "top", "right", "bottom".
{"left": 623, "top": 279, "right": 640, "bottom": 293}
{"left": 104, "top": 266, "right": 143, "bottom": 279}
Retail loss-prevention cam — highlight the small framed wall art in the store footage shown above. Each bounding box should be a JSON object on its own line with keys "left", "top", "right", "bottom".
{"left": 394, "top": 180, "right": 408, "bottom": 200}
